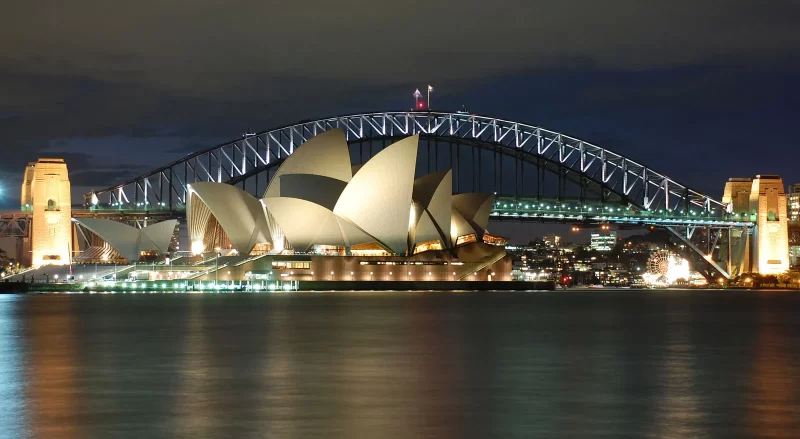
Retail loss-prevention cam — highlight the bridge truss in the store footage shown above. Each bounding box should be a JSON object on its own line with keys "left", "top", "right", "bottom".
{"left": 86, "top": 111, "right": 746, "bottom": 280}
{"left": 0, "top": 212, "right": 30, "bottom": 238}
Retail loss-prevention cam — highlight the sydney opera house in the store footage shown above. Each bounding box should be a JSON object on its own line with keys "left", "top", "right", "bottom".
{"left": 74, "top": 129, "right": 510, "bottom": 282}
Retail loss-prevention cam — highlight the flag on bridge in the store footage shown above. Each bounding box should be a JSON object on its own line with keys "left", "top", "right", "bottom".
{"left": 428, "top": 85, "right": 434, "bottom": 93}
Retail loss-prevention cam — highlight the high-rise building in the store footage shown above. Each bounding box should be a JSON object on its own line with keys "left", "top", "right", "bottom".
{"left": 542, "top": 234, "right": 561, "bottom": 248}
{"left": 590, "top": 231, "right": 617, "bottom": 252}
{"left": 787, "top": 183, "right": 800, "bottom": 268}
{"left": 788, "top": 183, "right": 800, "bottom": 224}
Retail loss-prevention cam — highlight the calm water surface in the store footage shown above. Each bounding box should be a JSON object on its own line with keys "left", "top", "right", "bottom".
{"left": 0, "top": 289, "right": 798, "bottom": 438}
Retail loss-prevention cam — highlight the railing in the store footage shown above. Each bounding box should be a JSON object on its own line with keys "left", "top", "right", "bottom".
{"left": 491, "top": 197, "right": 751, "bottom": 227}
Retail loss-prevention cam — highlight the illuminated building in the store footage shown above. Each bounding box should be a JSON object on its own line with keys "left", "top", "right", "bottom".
{"left": 542, "top": 234, "right": 561, "bottom": 248}
{"left": 186, "top": 182, "right": 273, "bottom": 255}
{"left": 749, "top": 175, "right": 789, "bottom": 275}
{"left": 186, "top": 129, "right": 509, "bottom": 281}
{"left": 788, "top": 184, "right": 800, "bottom": 268}
{"left": 787, "top": 183, "right": 800, "bottom": 223}
{"left": 23, "top": 158, "right": 73, "bottom": 267}
{"left": 590, "top": 231, "right": 617, "bottom": 252}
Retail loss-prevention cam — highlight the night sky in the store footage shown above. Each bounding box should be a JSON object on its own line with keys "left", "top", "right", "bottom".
{"left": 1, "top": 1, "right": 799, "bottom": 242}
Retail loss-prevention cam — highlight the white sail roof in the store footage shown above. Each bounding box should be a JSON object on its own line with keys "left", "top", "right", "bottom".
{"left": 411, "top": 170, "right": 452, "bottom": 248}
{"left": 452, "top": 193, "right": 494, "bottom": 237}
{"left": 74, "top": 218, "right": 177, "bottom": 262}
{"left": 334, "top": 135, "right": 419, "bottom": 254}
{"left": 187, "top": 182, "right": 270, "bottom": 255}
{"left": 266, "top": 197, "right": 347, "bottom": 252}
{"left": 140, "top": 220, "right": 179, "bottom": 254}
{"left": 276, "top": 174, "right": 348, "bottom": 210}
{"left": 264, "top": 128, "right": 352, "bottom": 199}
{"left": 450, "top": 208, "right": 474, "bottom": 246}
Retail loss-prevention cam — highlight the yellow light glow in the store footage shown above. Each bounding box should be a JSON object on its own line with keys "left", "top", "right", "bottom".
{"left": 191, "top": 240, "right": 205, "bottom": 255}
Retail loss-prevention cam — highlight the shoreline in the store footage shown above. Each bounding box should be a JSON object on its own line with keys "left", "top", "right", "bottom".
{"left": 0, "top": 279, "right": 558, "bottom": 293}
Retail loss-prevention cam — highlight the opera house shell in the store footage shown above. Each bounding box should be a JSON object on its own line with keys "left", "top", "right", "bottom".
{"left": 186, "top": 128, "right": 497, "bottom": 258}
{"left": 73, "top": 218, "right": 178, "bottom": 263}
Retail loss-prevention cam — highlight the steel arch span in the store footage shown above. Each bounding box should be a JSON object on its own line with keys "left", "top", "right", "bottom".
{"left": 84, "top": 111, "right": 743, "bottom": 279}
{"left": 87, "top": 110, "right": 725, "bottom": 214}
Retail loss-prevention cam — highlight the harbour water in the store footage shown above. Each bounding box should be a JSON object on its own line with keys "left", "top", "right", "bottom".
{"left": 0, "top": 289, "right": 798, "bottom": 438}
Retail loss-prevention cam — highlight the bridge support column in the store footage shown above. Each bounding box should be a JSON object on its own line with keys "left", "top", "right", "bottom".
{"left": 24, "top": 158, "right": 73, "bottom": 268}
{"left": 749, "top": 175, "right": 790, "bottom": 275}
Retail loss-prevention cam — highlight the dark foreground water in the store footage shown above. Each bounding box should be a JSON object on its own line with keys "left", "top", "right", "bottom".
{"left": 0, "top": 289, "right": 799, "bottom": 438}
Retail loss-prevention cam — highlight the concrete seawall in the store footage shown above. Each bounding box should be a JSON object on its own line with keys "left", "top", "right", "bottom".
{"left": 295, "top": 280, "right": 556, "bottom": 291}
{"left": 1, "top": 280, "right": 556, "bottom": 293}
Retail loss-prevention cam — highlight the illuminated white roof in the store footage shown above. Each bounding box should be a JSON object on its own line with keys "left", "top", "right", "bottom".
{"left": 450, "top": 193, "right": 494, "bottom": 245}
{"left": 187, "top": 182, "right": 270, "bottom": 255}
{"left": 334, "top": 135, "right": 419, "bottom": 254}
{"left": 74, "top": 218, "right": 177, "bottom": 262}
{"left": 264, "top": 128, "right": 352, "bottom": 199}
{"left": 452, "top": 193, "right": 494, "bottom": 234}
{"left": 411, "top": 170, "right": 452, "bottom": 248}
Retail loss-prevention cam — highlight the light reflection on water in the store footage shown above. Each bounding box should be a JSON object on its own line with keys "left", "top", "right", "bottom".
{"left": 0, "top": 289, "right": 798, "bottom": 438}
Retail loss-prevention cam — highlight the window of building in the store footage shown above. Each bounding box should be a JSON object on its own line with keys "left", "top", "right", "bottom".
{"left": 46, "top": 199, "right": 58, "bottom": 211}
{"left": 413, "top": 240, "right": 443, "bottom": 254}
{"left": 455, "top": 234, "right": 477, "bottom": 246}
{"left": 350, "top": 242, "right": 390, "bottom": 257}
{"left": 271, "top": 261, "right": 310, "bottom": 269}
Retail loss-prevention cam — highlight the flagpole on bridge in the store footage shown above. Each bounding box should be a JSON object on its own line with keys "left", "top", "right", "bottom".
{"left": 427, "top": 85, "right": 433, "bottom": 110}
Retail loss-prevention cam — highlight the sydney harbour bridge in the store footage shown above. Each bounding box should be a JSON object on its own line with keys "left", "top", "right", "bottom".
{"left": 2, "top": 111, "right": 766, "bottom": 281}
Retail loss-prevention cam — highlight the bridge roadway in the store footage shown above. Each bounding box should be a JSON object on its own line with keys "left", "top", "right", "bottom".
{"left": 0, "top": 198, "right": 756, "bottom": 281}
{"left": 71, "top": 196, "right": 753, "bottom": 229}
{"left": 490, "top": 197, "right": 752, "bottom": 228}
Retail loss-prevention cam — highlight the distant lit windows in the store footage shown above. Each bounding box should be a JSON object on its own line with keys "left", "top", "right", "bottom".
{"left": 590, "top": 232, "right": 617, "bottom": 252}
{"left": 455, "top": 234, "right": 477, "bottom": 246}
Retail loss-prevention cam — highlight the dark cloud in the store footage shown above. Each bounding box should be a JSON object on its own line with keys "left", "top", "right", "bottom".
{"left": 0, "top": 0, "right": 798, "bottom": 224}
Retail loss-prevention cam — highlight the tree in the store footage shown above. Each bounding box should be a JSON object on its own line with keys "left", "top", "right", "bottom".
{"left": 0, "top": 249, "right": 9, "bottom": 278}
{"left": 778, "top": 272, "right": 792, "bottom": 288}
{"left": 789, "top": 271, "right": 800, "bottom": 288}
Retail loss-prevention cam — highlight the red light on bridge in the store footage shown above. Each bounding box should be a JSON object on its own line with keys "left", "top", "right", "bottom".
{"left": 418, "top": 102, "right": 425, "bottom": 109}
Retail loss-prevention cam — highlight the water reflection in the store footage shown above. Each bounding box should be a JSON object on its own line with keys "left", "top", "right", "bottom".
{"left": 746, "top": 303, "right": 800, "bottom": 437}
{"left": 24, "top": 296, "right": 81, "bottom": 438}
{"left": 0, "top": 296, "right": 27, "bottom": 438}
{"left": 650, "top": 320, "right": 704, "bottom": 438}
{"left": 2, "top": 290, "right": 799, "bottom": 438}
